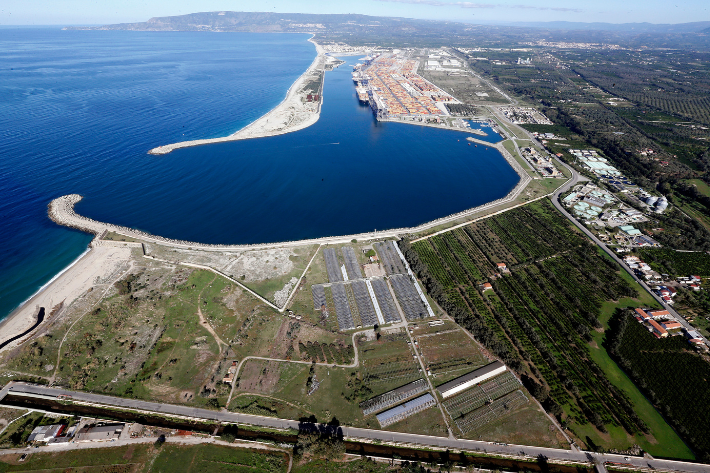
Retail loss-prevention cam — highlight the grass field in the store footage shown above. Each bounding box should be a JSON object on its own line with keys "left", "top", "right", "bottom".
{"left": 0, "top": 443, "right": 289, "bottom": 472}
{"left": 383, "top": 404, "right": 449, "bottom": 437}
{"left": 686, "top": 179, "right": 710, "bottom": 198}
{"left": 242, "top": 245, "right": 320, "bottom": 306}
{"left": 292, "top": 458, "right": 390, "bottom": 473}
{"left": 471, "top": 405, "right": 567, "bottom": 449}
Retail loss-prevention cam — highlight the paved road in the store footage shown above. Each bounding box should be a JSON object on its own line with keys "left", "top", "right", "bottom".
{"left": 550, "top": 160, "right": 710, "bottom": 347}
{"left": 2, "top": 383, "right": 709, "bottom": 472}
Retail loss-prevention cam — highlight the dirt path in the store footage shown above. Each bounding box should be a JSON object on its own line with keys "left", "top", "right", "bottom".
{"left": 225, "top": 327, "right": 373, "bottom": 406}
{"left": 230, "top": 392, "right": 316, "bottom": 416}
{"left": 196, "top": 276, "right": 227, "bottom": 350}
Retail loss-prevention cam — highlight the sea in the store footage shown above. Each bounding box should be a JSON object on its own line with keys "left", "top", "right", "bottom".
{"left": 0, "top": 28, "right": 519, "bottom": 323}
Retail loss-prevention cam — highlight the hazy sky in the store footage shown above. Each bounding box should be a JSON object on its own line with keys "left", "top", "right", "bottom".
{"left": 1, "top": 0, "right": 707, "bottom": 26}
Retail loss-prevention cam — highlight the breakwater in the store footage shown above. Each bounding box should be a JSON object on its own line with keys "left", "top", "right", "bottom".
{"left": 148, "top": 37, "right": 327, "bottom": 155}
{"left": 49, "top": 140, "right": 532, "bottom": 252}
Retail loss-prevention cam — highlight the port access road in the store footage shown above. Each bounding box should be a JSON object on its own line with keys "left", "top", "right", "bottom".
{"left": 2, "top": 382, "right": 709, "bottom": 473}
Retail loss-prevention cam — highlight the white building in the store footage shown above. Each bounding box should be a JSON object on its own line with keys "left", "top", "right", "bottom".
{"left": 437, "top": 361, "right": 507, "bottom": 398}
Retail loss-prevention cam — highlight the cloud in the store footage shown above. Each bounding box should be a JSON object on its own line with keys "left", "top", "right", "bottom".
{"left": 376, "top": 0, "right": 583, "bottom": 13}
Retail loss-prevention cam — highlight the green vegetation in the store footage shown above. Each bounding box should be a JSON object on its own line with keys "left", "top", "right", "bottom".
{"left": 401, "top": 199, "right": 688, "bottom": 455}
{"left": 153, "top": 443, "right": 287, "bottom": 472}
{"left": 606, "top": 311, "right": 710, "bottom": 460}
{"left": 293, "top": 458, "right": 390, "bottom": 473}
{"left": 636, "top": 248, "right": 710, "bottom": 276}
{"left": 0, "top": 443, "right": 288, "bottom": 472}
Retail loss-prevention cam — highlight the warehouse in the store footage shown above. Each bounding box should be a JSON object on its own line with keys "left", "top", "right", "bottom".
{"left": 437, "top": 361, "right": 507, "bottom": 399}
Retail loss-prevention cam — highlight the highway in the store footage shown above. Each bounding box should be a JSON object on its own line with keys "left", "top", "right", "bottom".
{"left": 2, "top": 382, "right": 710, "bottom": 472}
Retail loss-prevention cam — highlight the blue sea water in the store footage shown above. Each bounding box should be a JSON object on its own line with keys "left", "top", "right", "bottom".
{"left": 0, "top": 28, "right": 518, "bottom": 323}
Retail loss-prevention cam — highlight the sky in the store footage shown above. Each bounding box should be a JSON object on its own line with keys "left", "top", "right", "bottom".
{"left": 0, "top": 0, "right": 707, "bottom": 26}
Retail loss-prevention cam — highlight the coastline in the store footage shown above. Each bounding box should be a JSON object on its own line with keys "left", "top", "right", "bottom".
{"left": 0, "top": 247, "right": 89, "bottom": 340}
{"left": 0, "top": 124, "right": 545, "bottom": 354}
{"left": 0, "top": 35, "right": 558, "bottom": 352}
{"left": 0, "top": 245, "right": 133, "bottom": 353}
{"left": 148, "top": 37, "right": 330, "bottom": 155}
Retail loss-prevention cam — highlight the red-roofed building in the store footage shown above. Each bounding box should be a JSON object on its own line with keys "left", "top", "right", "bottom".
{"left": 634, "top": 308, "right": 651, "bottom": 321}
{"left": 648, "top": 310, "right": 671, "bottom": 319}
{"left": 661, "top": 321, "right": 682, "bottom": 331}
{"left": 648, "top": 319, "right": 668, "bottom": 338}
{"left": 481, "top": 282, "right": 493, "bottom": 292}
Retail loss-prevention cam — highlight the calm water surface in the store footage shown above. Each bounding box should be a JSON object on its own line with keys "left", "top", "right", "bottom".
{"left": 0, "top": 29, "right": 518, "bottom": 321}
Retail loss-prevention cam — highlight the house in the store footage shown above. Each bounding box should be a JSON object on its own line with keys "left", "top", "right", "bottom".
{"left": 691, "top": 275, "right": 701, "bottom": 283}
{"left": 481, "top": 282, "right": 493, "bottom": 292}
{"left": 496, "top": 262, "right": 508, "bottom": 272}
{"left": 648, "top": 319, "right": 668, "bottom": 338}
{"left": 75, "top": 424, "right": 124, "bottom": 442}
{"left": 223, "top": 361, "right": 238, "bottom": 383}
{"left": 685, "top": 329, "right": 705, "bottom": 346}
{"left": 689, "top": 284, "right": 700, "bottom": 291}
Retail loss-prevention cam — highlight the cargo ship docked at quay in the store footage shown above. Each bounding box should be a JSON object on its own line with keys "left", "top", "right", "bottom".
{"left": 351, "top": 52, "right": 462, "bottom": 123}
{"left": 352, "top": 57, "right": 373, "bottom": 105}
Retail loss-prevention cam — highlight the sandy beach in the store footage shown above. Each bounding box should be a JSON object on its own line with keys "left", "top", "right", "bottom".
{"left": 148, "top": 38, "right": 333, "bottom": 155}
{"left": 0, "top": 246, "right": 132, "bottom": 353}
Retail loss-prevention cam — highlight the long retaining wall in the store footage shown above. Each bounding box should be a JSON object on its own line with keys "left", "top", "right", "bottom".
{"left": 48, "top": 141, "right": 534, "bottom": 253}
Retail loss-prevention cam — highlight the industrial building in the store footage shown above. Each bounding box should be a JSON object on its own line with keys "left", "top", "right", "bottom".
{"left": 437, "top": 361, "right": 507, "bottom": 399}
{"left": 360, "top": 379, "right": 428, "bottom": 416}
{"left": 375, "top": 393, "right": 436, "bottom": 427}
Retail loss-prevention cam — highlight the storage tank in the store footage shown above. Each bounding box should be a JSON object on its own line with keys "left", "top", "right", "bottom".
{"left": 645, "top": 196, "right": 659, "bottom": 207}
{"left": 655, "top": 197, "right": 668, "bottom": 213}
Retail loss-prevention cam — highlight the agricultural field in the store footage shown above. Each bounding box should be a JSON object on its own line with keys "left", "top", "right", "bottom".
{"left": 229, "top": 330, "right": 432, "bottom": 431}
{"left": 0, "top": 443, "right": 289, "bottom": 472}
{"left": 415, "top": 329, "right": 488, "bottom": 384}
{"left": 607, "top": 312, "right": 710, "bottom": 461}
{"left": 382, "top": 402, "right": 449, "bottom": 438}
{"left": 636, "top": 248, "right": 710, "bottom": 277}
{"left": 401, "top": 199, "right": 691, "bottom": 457}
{"left": 359, "top": 331, "right": 421, "bottom": 394}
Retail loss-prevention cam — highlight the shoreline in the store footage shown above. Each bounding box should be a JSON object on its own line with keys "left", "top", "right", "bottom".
{"left": 0, "top": 36, "right": 556, "bottom": 352}
{"left": 0, "top": 244, "right": 133, "bottom": 353}
{"left": 148, "top": 36, "right": 329, "bottom": 155}
{"left": 0, "top": 247, "right": 90, "bottom": 338}
{"left": 0, "top": 132, "right": 542, "bottom": 354}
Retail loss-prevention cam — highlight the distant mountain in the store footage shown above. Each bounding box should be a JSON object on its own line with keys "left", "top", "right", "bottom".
{"left": 70, "top": 12, "right": 710, "bottom": 51}
{"left": 70, "top": 11, "right": 452, "bottom": 35}
{"left": 505, "top": 20, "right": 710, "bottom": 33}
{"left": 79, "top": 12, "right": 710, "bottom": 36}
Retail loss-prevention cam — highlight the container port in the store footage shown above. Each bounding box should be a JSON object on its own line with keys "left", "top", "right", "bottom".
{"left": 352, "top": 52, "right": 460, "bottom": 122}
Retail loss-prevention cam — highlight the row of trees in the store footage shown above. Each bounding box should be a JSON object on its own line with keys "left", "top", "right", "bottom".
{"left": 606, "top": 310, "right": 710, "bottom": 461}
